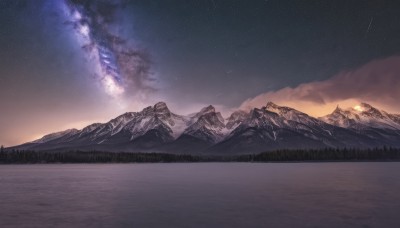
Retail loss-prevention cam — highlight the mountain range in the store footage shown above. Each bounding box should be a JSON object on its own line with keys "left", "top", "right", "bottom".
{"left": 10, "top": 102, "right": 400, "bottom": 154}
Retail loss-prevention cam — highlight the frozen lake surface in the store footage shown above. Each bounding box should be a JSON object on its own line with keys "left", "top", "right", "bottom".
{"left": 1, "top": 162, "right": 400, "bottom": 228}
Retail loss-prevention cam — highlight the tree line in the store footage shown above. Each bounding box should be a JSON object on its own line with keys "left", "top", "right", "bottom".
{"left": 237, "top": 147, "right": 400, "bottom": 162}
{"left": 0, "top": 149, "right": 202, "bottom": 164}
{"left": 0, "top": 146, "right": 400, "bottom": 164}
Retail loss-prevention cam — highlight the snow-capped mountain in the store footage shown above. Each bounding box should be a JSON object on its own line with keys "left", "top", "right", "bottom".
{"left": 183, "top": 105, "right": 227, "bottom": 143}
{"left": 209, "top": 102, "right": 378, "bottom": 154}
{"left": 317, "top": 103, "right": 400, "bottom": 149}
{"left": 10, "top": 101, "right": 400, "bottom": 154}
{"left": 320, "top": 103, "right": 400, "bottom": 130}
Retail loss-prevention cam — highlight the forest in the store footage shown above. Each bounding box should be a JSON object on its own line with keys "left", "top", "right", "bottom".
{"left": 1, "top": 146, "right": 400, "bottom": 164}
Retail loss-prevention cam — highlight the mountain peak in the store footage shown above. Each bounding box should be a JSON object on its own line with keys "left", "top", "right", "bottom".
{"left": 200, "top": 105, "right": 215, "bottom": 114}
{"left": 264, "top": 102, "right": 297, "bottom": 115}
{"left": 264, "top": 101, "right": 281, "bottom": 112}
{"left": 266, "top": 101, "right": 279, "bottom": 108}
{"left": 154, "top": 101, "right": 167, "bottom": 108}
{"left": 140, "top": 102, "right": 171, "bottom": 116}
{"left": 351, "top": 102, "right": 380, "bottom": 112}
{"left": 154, "top": 102, "right": 170, "bottom": 113}
{"left": 357, "top": 103, "right": 384, "bottom": 118}
{"left": 360, "top": 102, "right": 373, "bottom": 109}
{"left": 333, "top": 105, "right": 344, "bottom": 114}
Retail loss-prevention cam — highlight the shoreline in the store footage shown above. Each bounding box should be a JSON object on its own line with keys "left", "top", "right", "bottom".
{"left": 1, "top": 149, "right": 400, "bottom": 164}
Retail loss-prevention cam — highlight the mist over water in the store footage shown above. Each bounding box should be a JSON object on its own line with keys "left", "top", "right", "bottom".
{"left": 1, "top": 163, "right": 400, "bottom": 228}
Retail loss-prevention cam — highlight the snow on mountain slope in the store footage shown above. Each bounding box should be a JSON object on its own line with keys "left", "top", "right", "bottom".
{"left": 210, "top": 102, "right": 382, "bottom": 154}
{"left": 32, "top": 129, "right": 79, "bottom": 143}
{"left": 97, "top": 112, "right": 137, "bottom": 137}
{"left": 235, "top": 102, "right": 334, "bottom": 137}
{"left": 225, "top": 110, "right": 249, "bottom": 130}
{"left": 265, "top": 102, "right": 326, "bottom": 127}
{"left": 121, "top": 102, "right": 190, "bottom": 141}
{"left": 320, "top": 103, "right": 400, "bottom": 130}
{"left": 183, "top": 105, "right": 227, "bottom": 143}
{"left": 78, "top": 123, "right": 103, "bottom": 136}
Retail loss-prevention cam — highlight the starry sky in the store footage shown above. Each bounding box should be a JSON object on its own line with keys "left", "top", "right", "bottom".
{"left": 1, "top": 0, "right": 400, "bottom": 146}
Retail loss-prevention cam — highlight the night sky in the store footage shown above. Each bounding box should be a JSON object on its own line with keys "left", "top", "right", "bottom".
{"left": 1, "top": 0, "right": 400, "bottom": 146}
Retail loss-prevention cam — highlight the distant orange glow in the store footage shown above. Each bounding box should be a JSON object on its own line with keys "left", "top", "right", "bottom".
{"left": 353, "top": 105, "right": 364, "bottom": 112}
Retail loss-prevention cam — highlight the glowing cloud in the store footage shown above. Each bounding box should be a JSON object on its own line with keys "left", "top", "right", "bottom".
{"left": 240, "top": 56, "right": 400, "bottom": 116}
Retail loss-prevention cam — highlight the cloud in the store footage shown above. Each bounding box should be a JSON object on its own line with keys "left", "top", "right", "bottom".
{"left": 240, "top": 56, "right": 400, "bottom": 116}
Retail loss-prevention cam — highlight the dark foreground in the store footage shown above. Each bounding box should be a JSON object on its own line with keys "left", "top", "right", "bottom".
{"left": 1, "top": 162, "right": 400, "bottom": 228}
{"left": 1, "top": 148, "right": 400, "bottom": 163}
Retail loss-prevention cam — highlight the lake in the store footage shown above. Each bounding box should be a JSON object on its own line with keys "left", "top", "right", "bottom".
{"left": 0, "top": 163, "right": 399, "bottom": 228}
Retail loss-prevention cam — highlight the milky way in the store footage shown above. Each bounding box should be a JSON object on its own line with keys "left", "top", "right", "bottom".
{"left": 62, "top": 0, "right": 154, "bottom": 98}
